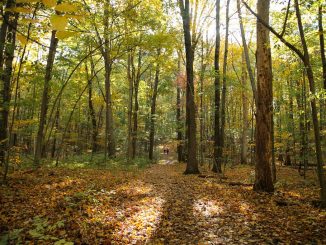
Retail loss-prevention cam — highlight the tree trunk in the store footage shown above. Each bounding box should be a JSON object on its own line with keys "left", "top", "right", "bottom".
{"left": 1, "top": 5, "right": 17, "bottom": 181}
{"left": 131, "top": 49, "right": 142, "bottom": 159}
{"left": 127, "top": 52, "right": 134, "bottom": 158}
{"left": 318, "top": 5, "right": 326, "bottom": 130}
{"left": 319, "top": 5, "right": 326, "bottom": 90}
{"left": 176, "top": 55, "right": 184, "bottom": 162}
{"left": 294, "top": 0, "right": 326, "bottom": 207}
{"left": 86, "top": 61, "right": 98, "bottom": 153}
{"left": 219, "top": 0, "right": 230, "bottom": 169}
{"left": 212, "top": 0, "right": 221, "bottom": 173}
{"left": 199, "top": 39, "right": 206, "bottom": 165}
{"left": 34, "top": 30, "right": 58, "bottom": 166}
{"left": 103, "top": 58, "right": 115, "bottom": 159}
{"left": 241, "top": 51, "right": 249, "bottom": 164}
{"left": 149, "top": 49, "right": 161, "bottom": 161}
{"left": 179, "top": 0, "right": 199, "bottom": 174}
{"left": 237, "top": 0, "right": 257, "bottom": 106}
{"left": 51, "top": 104, "right": 60, "bottom": 158}
{"left": 254, "top": 0, "right": 274, "bottom": 192}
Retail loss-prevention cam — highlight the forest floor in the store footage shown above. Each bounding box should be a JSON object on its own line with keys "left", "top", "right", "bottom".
{"left": 1, "top": 155, "right": 326, "bottom": 244}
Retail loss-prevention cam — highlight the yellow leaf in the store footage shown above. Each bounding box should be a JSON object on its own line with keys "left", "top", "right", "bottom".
{"left": 5, "top": 7, "right": 33, "bottom": 13}
{"left": 16, "top": 0, "right": 40, "bottom": 3}
{"left": 56, "top": 31, "right": 76, "bottom": 39}
{"left": 50, "top": 15, "right": 67, "bottom": 31}
{"left": 42, "top": 0, "right": 56, "bottom": 8}
{"left": 65, "top": 14, "right": 84, "bottom": 21}
{"left": 55, "top": 3, "right": 78, "bottom": 12}
{"left": 16, "top": 33, "right": 28, "bottom": 45}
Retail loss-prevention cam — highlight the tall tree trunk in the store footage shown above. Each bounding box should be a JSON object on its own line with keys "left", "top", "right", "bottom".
{"left": 131, "top": 49, "right": 142, "bottom": 159}
{"left": 127, "top": 52, "right": 134, "bottom": 158}
{"left": 103, "top": 58, "right": 115, "bottom": 159}
{"left": 219, "top": 0, "right": 230, "bottom": 168}
{"left": 1, "top": 5, "right": 17, "bottom": 181}
{"left": 212, "top": 0, "right": 221, "bottom": 173}
{"left": 51, "top": 103, "right": 60, "bottom": 158}
{"left": 176, "top": 55, "right": 184, "bottom": 162}
{"left": 241, "top": 51, "right": 249, "bottom": 164}
{"left": 254, "top": 0, "right": 274, "bottom": 192}
{"left": 237, "top": 0, "right": 257, "bottom": 106}
{"left": 319, "top": 5, "right": 326, "bottom": 90}
{"left": 86, "top": 61, "right": 98, "bottom": 153}
{"left": 199, "top": 40, "right": 206, "bottom": 165}
{"left": 294, "top": 0, "right": 326, "bottom": 207}
{"left": 149, "top": 49, "right": 161, "bottom": 161}
{"left": 34, "top": 30, "right": 58, "bottom": 166}
{"left": 318, "top": 5, "right": 326, "bottom": 130}
{"left": 179, "top": 0, "right": 199, "bottom": 174}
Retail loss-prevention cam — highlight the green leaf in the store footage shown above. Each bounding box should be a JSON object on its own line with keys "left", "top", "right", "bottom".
{"left": 50, "top": 15, "right": 67, "bottom": 31}
{"left": 56, "top": 31, "right": 76, "bottom": 40}
{"left": 5, "top": 7, "right": 33, "bottom": 13}
{"left": 42, "top": 0, "right": 56, "bottom": 8}
{"left": 54, "top": 239, "right": 74, "bottom": 245}
{"left": 17, "top": 33, "right": 28, "bottom": 45}
{"left": 55, "top": 3, "right": 78, "bottom": 12}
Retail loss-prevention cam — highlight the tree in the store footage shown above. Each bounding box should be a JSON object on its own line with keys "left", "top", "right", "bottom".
{"left": 254, "top": 0, "right": 274, "bottom": 192}
{"left": 212, "top": 0, "right": 221, "bottom": 173}
{"left": 0, "top": 0, "right": 17, "bottom": 181}
{"left": 178, "top": 0, "right": 199, "bottom": 174}
{"left": 149, "top": 48, "right": 161, "bottom": 161}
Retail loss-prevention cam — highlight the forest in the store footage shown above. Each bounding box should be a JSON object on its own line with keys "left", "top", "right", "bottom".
{"left": 0, "top": 0, "right": 326, "bottom": 244}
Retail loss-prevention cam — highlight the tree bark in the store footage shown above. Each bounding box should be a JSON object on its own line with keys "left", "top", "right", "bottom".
{"left": 149, "top": 49, "right": 161, "bottom": 161}
{"left": 176, "top": 55, "right": 184, "bottom": 163}
{"left": 1, "top": 4, "right": 17, "bottom": 181}
{"left": 237, "top": 0, "right": 257, "bottom": 106}
{"left": 294, "top": 0, "right": 326, "bottom": 207}
{"left": 254, "top": 0, "right": 274, "bottom": 192}
{"left": 179, "top": 0, "right": 199, "bottom": 174}
{"left": 319, "top": 5, "right": 326, "bottom": 90}
{"left": 219, "top": 0, "right": 230, "bottom": 169}
{"left": 86, "top": 60, "right": 98, "bottom": 153}
{"left": 241, "top": 51, "right": 249, "bottom": 164}
{"left": 212, "top": 0, "right": 221, "bottom": 173}
{"left": 34, "top": 30, "right": 58, "bottom": 166}
{"left": 131, "top": 49, "right": 142, "bottom": 159}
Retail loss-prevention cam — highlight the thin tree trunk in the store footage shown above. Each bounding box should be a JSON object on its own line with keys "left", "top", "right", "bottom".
{"left": 319, "top": 5, "right": 326, "bottom": 90}
{"left": 237, "top": 0, "right": 257, "bottom": 106}
{"left": 318, "top": 5, "right": 326, "bottom": 130}
{"left": 34, "top": 30, "right": 58, "bottom": 166}
{"left": 213, "top": 0, "right": 221, "bottom": 173}
{"left": 241, "top": 51, "right": 249, "bottom": 164}
{"left": 176, "top": 56, "right": 184, "bottom": 162}
{"left": 219, "top": 0, "right": 230, "bottom": 169}
{"left": 254, "top": 0, "right": 274, "bottom": 192}
{"left": 149, "top": 49, "right": 161, "bottom": 161}
{"left": 85, "top": 61, "right": 98, "bottom": 153}
{"left": 127, "top": 52, "right": 134, "bottom": 158}
{"left": 103, "top": 58, "right": 115, "bottom": 159}
{"left": 199, "top": 40, "right": 206, "bottom": 165}
{"left": 132, "top": 49, "right": 142, "bottom": 159}
{"left": 51, "top": 104, "right": 60, "bottom": 158}
{"left": 1, "top": 7, "right": 17, "bottom": 182}
{"left": 294, "top": 0, "right": 326, "bottom": 206}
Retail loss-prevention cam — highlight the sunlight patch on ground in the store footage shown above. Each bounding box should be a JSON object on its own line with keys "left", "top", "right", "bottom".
{"left": 114, "top": 196, "right": 165, "bottom": 243}
{"left": 193, "top": 198, "right": 223, "bottom": 218}
{"left": 116, "top": 180, "right": 153, "bottom": 195}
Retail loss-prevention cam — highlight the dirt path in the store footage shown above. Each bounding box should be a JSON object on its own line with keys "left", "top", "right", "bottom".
{"left": 140, "top": 163, "right": 325, "bottom": 244}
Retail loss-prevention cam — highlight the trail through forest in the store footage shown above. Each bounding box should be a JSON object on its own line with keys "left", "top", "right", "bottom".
{"left": 1, "top": 157, "right": 326, "bottom": 244}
